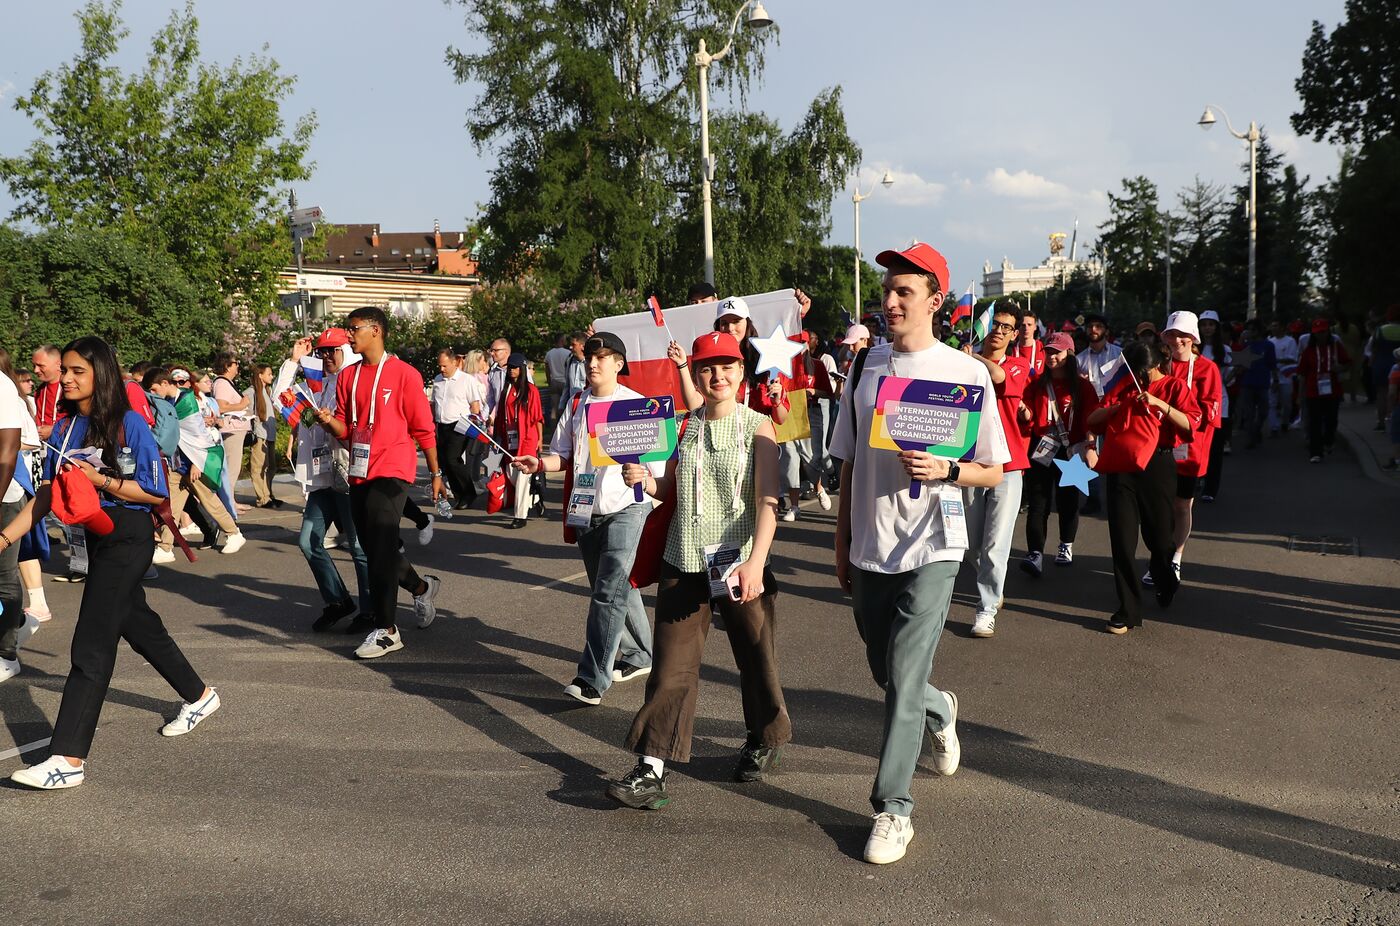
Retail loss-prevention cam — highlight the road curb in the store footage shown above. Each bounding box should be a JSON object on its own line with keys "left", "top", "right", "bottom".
{"left": 1335, "top": 420, "right": 1400, "bottom": 492}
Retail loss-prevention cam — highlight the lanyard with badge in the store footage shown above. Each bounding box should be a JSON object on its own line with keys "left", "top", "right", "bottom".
{"left": 348, "top": 360, "right": 386, "bottom": 479}
{"left": 566, "top": 395, "right": 599, "bottom": 529}
{"left": 1316, "top": 344, "right": 1334, "bottom": 396}
{"left": 55, "top": 419, "right": 90, "bottom": 574}
{"left": 1171, "top": 354, "right": 1197, "bottom": 461}
{"left": 695, "top": 408, "right": 755, "bottom": 595}
{"left": 886, "top": 352, "right": 968, "bottom": 547}
{"left": 1031, "top": 379, "right": 1067, "bottom": 466}
{"left": 307, "top": 387, "right": 333, "bottom": 482}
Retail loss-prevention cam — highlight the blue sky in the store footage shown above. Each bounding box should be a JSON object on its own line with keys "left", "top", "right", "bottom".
{"left": 0, "top": 0, "right": 1347, "bottom": 294}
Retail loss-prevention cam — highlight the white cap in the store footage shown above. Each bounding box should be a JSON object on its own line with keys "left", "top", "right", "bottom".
{"left": 1199, "top": 309, "right": 1221, "bottom": 323}
{"left": 715, "top": 296, "right": 750, "bottom": 321}
{"left": 170, "top": 367, "right": 192, "bottom": 382}
{"left": 1162, "top": 310, "right": 1201, "bottom": 344}
{"left": 841, "top": 323, "right": 872, "bottom": 345}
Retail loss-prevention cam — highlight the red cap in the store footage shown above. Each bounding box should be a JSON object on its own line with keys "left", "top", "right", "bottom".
{"left": 1060, "top": 320, "right": 1077, "bottom": 332}
{"left": 874, "top": 242, "right": 950, "bottom": 294}
{"left": 1045, "top": 332, "right": 1076, "bottom": 354}
{"left": 1287, "top": 320, "right": 1304, "bottom": 335}
{"left": 50, "top": 468, "right": 114, "bottom": 536}
{"left": 1311, "top": 318, "right": 1330, "bottom": 334}
{"left": 690, "top": 331, "right": 744, "bottom": 365}
{"left": 315, "top": 327, "right": 350, "bottom": 349}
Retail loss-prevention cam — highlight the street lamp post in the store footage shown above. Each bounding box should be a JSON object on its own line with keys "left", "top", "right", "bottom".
{"left": 852, "top": 169, "right": 894, "bottom": 314}
{"left": 1198, "top": 104, "right": 1260, "bottom": 320}
{"left": 695, "top": 1, "right": 774, "bottom": 286}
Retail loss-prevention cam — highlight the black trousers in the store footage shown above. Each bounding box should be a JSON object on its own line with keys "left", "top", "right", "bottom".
{"left": 1024, "top": 457, "right": 1080, "bottom": 554}
{"left": 401, "top": 496, "right": 430, "bottom": 530}
{"left": 436, "top": 424, "right": 477, "bottom": 505}
{"left": 1106, "top": 450, "right": 1177, "bottom": 627}
{"left": 51, "top": 507, "right": 205, "bottom": 758}
{"left": 1305, "top": 396, "right": 1340, "bottom": 458}
{"left": 350, "top": 479, "right": 424, "bottom": 630}
{"left": 0, "top": 498, "right": 25, "bottom": 659}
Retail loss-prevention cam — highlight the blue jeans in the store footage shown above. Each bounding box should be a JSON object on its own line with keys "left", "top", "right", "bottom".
{"left": 574, "top": 502, "right": 653, "bottom": 693}
{"left": 963, "top": 469, "right": 1024, "bottom": 618}
{"left": 851, "top": 560, "right": 959, "bottom": 817}
{"left": 299, "top": 488, "right": 370, "bottom": 613}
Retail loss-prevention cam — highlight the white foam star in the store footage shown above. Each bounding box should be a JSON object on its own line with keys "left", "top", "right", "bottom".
{"left": 750, "top": 323, "right": 806, "bottom": 379}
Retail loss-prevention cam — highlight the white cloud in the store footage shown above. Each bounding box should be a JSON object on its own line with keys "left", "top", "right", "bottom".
{"left": 984, "top": 167, "right": 1074, "bottom": 203}
{"left": 854, "top": 165, "right": 946, "bottom": 208}
{"left": 0, "top": 81, "right": 14, "bottom": 103}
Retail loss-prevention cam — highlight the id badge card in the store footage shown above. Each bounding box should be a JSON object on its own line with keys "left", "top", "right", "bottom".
{"left": 349, "top": 427, "right": 371, "bottom": 479}
{"left": 1317, "top": 377, "right": 1333, "bottom": 397}
{"left": 1172, "top": 442, "right": 1190, "bottom": 462}
{"left": 1031, "top": 435, "right": 1059, "bottom": 466}
{"left": 310, "top": 444, "right": 330, "bottom": 477}
{"left": 565, "top": 471, "right": 597, "bottom": 529}
{"left": 70, "top": 525, "right": 89, "bottom": 575}
{"left": 940, "top": 486, "right": 969, "bottom": 550}
{"left": 703, "top": 542, "right": 747, "bottom": 601}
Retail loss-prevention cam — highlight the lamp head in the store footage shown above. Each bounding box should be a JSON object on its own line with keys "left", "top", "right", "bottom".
{"left": 880, "top": 169, "right": 895, "bottom": 189}
{"left": 1197, "top": 106, "right": 1216, "bottom": 131}
{"left": 746, "top": 2, "right": 774, "bottom": 29}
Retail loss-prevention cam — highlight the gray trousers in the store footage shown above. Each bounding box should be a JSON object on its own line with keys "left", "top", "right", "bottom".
{"left": 851, "top": 559, "right": 958, "bottom": 817}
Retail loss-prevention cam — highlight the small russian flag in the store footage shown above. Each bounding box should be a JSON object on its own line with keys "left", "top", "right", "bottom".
{"left": 278, "top": 387, "right": 315, "bottom": 425}
{"left": 950, "top": 284, "right": 975, "bottom": 328}
{"left": 300, "top": 356, "right": 325, "bottom": 393}
{"left": 455, "top": 416, "right": 492, "bottom": 444}
{"left": 1098, "top": 352, "right": 1135, "bottom": 397}
{"left": 647, "top": 294, "right": 666, "bottom": 328}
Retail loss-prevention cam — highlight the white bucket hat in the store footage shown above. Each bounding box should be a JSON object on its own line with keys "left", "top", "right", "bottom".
{"left": 1163, "top": 310, "right": 1201, "bottom": 344}
{"left": 1198, "top": 309, "right": 1221, "bottom": 324}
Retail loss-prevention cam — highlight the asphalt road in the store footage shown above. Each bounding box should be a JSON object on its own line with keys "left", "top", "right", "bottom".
{"left": 1, "top": 428, "right": 1396, "bottom": 926}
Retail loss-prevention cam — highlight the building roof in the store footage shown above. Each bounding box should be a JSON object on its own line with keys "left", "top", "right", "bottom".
{"left": 307, "top": 223, "right": 478, "bottom": 276}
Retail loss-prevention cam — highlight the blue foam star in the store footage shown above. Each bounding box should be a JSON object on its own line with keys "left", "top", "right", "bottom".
{"left": 1053, "top": 454, "right": 1098, "bottom": 495}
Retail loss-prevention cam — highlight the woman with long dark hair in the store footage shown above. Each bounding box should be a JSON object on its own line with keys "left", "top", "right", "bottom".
{"left": 245, "top": 362, "right": 282, "bottom": 509}
{"left": 4, "top": 337, "right": 218, "bottom": 790}
{"left": 493, "top": 353, "right": 543, "bottom": 528}
{"left": 1019, "top": 332, "right": 1099, "bottom": 575}
{"left": 1088, "top": 339, "right": 1200, "bottom": 635}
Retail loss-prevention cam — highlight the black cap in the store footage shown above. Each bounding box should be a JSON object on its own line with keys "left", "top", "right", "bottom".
{"left": 1082, "top": 311, "right": 1108, "bottom": 327}
{"left": 583, "top": 332, "right": 630, "bottom": 376}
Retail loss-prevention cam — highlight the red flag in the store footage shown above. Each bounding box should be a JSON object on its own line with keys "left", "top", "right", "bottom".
{"left": 648, "top": 295, "right": 665, "bottom": 328}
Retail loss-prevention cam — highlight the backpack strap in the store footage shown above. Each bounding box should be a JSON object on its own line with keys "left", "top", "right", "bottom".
{"left": 847, "top": 346, "right": 871, "bottom": 446}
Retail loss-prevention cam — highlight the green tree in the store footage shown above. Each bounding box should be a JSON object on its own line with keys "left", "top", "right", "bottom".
{"left": 789, "top": 243, "right": 881, "bottom": 338}
{"left": 0, "top": 1, "right": 315, "bottom": 330}
{"left": 446, "top": 0, "right": 858, "bottom": 300}
{"left": 1317, "top": 137, "right": 1400, "bottom": 317}
{"left": 0, "top": 226, "right": 219, "bottom": 365}
{"left": 1170, "top": 176, "right": 1229, "bottom": 312}
{"left": 1098, "top": 176, "right": 1168, "bottom": 315}
{"left": 1293, "top": 0, "right": 1400, "bottom": 146}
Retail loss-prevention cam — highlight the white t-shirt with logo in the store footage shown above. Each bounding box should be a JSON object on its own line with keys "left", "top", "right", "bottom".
{"left": 830, "top": 341, "right": 1010, "bottom": 574}
{"left": 550, "top": 384, "right": 666, "bottom": 516}
{"left": 0, "top": 375, "right": 39, "bottom": 504}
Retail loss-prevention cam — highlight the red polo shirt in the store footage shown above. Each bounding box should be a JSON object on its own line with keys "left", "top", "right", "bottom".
{"left": 1092, "top": 375, "right": 1200, "bottom": 474}
{"left": 992, "top": 354, "right": 1032, "bottom": 472}
{"left": 1169, "top": 354, "right": 1222, "bottom": 477}
{"left": 1024, "top": 372, "right": 1098, "bottom": 447}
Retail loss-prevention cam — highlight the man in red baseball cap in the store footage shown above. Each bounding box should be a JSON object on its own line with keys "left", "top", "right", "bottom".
{"left": 271, "top": 327, "right": 371, "bottom": 633}
{"left": 830, "top": 240, "right": 1011, "bottom": 865}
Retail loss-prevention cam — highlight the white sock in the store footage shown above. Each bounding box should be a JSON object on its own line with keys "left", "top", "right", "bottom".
{"left": 1172, "top": 553, "right": 1182, "bottom": 567}
{"left": 26, "top": 588, "right": 47, "bottom": 611}
{"left": 641, "top": 755, "right": 664, "bottom": 776}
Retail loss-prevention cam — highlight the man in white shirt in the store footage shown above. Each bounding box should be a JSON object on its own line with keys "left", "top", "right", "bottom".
{"left": 1075, "top": 312, "right": 1124, "bottom": 397}
{"left": 830, "top": 242, "right": 1010, "bottom": 866}
{"left": 1268, "top": 319, "right": 1300, "bottom": 434}
{"left": 512, "top": 332, "right": 665, "bottom": 705}
{"left": 431, "top": 349, "right": 485, "bottom": 509}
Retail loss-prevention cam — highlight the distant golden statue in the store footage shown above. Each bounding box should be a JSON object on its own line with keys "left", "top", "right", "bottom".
{"left": 1049, "top": 232, "right": 1066, "bottom": 257}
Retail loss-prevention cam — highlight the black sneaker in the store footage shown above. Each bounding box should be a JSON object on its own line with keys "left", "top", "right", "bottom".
{"left": 313, "top": 598, "right": 357, "bottom": 632}
{"left": 1105, "top": 619, "right": 1130, "bottom": 635}
{"left": 508, "top": 518, "right": 527, "bottom": 530}
{"left": 563, "top": 678, "right": 602, "bottom": 705}
{"left": 53, "top": 571, "right": 85, "bottom": 583}
{"left": 343, "top": 614, "right": 376, "bottom": 636}
{"left": 606, "top": 761, "right": 670, "bottom": 810}
{"left": 611, "top": 662, "right": 652, "bottom": 684}
{"left": 733, "top": 742, "right": 780, "bottom": 783}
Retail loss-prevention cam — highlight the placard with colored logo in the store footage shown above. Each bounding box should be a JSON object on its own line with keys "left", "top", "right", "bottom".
{"left": 869, "top": 376, "right": 985, "bottom": 498}
{"left": 587, "top": 395, "right": 678, "bottom": 499}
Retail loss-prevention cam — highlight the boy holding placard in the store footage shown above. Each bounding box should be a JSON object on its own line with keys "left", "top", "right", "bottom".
{"left": 512, "top": 332, "right": 665, "bottom": 705}
{"left": 829, "top": 242, "right": 1010, "bottom": 865}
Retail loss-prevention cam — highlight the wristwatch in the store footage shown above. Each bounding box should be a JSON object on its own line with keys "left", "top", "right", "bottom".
{"left": 428, "top": 470, "right": 443, "bottom": 478}
{"left": 943, "top": 461, "right": 961, "bottom": 484}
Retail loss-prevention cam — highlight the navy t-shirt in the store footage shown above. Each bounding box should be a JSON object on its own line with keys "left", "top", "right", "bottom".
{"left": 45, "top": 411, "right": 168, "bottom": 511}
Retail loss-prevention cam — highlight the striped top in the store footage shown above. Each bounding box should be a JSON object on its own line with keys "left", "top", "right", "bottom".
{"left": 664, "top": 405, "right": 767, "bottom": 573}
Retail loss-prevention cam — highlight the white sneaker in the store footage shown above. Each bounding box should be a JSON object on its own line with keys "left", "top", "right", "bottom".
{"left": 418, "top": 514, "right": 435, "bottom": 546}
{"left": 221, "top": 532, "right": 246, "bottom": 555}
{"left": 160, "top": 688, "right": 221, "bottom": 737}
{"left": 1055, "top": 543, "right": 1073, "bottom": 566}
{"left": 414, "top": 575, "right": 441, "bottom": 629}
{"left": 930, "top": 690, "right": 960, "bottom": 775}
{"left": 864, "top": 812, "right": 913, "bottom": 864}
{"left": 781, "top": 507, "right": 797, "bottom": 522}
{"left": 355, "top": 626, "right": 403, "bottom": 659}
{"left": 0, "top": 655, "right": 18, "bottom": 683}
{"left": 151, "top": 547, "right": 176, "bottom": 564}
{"left": 179, "top": 523, "right": 203, "bottom": 541}
{"left": 970, "top": 613, "right": 995, "bottom": 638}
{"left": 25, "top": 607, "right": 52, "bottom": 624}
{"left": 10, "top": 755, "right": 85, "bottom": 790}
{"left": 817, "top": 489, "right": 832, "bottom": 511}
{"left": 16, "top": 611, "right": 41, "bottom": 648}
